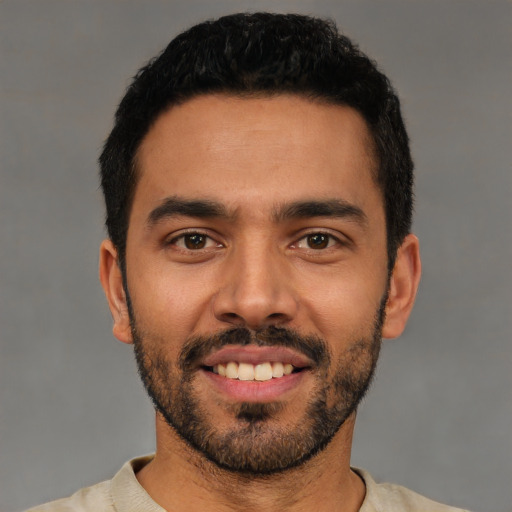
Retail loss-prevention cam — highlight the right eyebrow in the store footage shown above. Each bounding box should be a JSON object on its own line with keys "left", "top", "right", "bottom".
{"left": 146, "top": 196, "right": 231, "bottom": 227}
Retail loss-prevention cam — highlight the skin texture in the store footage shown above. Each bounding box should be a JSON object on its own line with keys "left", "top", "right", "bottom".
{"left": 100, "top": 94, "right": 421, "bottom": 512}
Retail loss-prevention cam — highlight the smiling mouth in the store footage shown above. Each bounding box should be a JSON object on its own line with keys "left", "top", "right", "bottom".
{"left": 203, "top": 361, "right": 304, "bottom": 382}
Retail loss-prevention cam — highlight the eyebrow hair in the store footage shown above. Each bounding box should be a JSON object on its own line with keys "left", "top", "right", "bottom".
{"left": 147, "top": 196, "right": 230, "bottom": 226}
{"left": 147, "top": 196, "right": 367, "bottom": 228}
{"left": 273, "top": 199, "right": 368, "bottom": 225}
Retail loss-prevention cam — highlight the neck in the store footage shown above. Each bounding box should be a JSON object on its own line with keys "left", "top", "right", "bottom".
{"left": 136, "top": 413, "right": 365, "bottom": 512}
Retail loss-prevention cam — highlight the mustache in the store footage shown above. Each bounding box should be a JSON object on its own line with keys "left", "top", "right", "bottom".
{"left": 179, "top": 326, "right": 330, "bottom": 372}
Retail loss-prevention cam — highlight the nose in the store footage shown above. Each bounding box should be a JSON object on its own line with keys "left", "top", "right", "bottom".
{"left": 212, "top": 243, "right": 298, "bottom": 330}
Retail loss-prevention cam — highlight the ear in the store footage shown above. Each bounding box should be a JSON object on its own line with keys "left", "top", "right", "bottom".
{"left": 99, "top": 239, "right": 133, "bottom": 344}
{"left": 382, "top": 234, "right": 421, "bottom": 339}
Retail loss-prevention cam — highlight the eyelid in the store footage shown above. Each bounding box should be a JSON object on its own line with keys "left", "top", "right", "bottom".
{"left": 165, "top": 229, "right": 223, "bottom": 249}
{"left": 291, "top": 229, "right": 348, "bottom": 249}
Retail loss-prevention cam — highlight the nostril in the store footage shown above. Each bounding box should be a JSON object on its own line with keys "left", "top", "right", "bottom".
{"left": 219, "top": 312, "right": 244, "bottom": 324}
{"left": 264, "top": 312, "right": 291, "bottom": 326}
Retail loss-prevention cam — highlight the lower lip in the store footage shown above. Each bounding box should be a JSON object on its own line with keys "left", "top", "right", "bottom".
{"left": 201, "top": 369, "right": 308, "bottom": 402}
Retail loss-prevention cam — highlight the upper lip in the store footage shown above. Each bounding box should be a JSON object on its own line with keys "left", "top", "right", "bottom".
{"left": 202, "top": 345, "right": 313, "bottom": 368}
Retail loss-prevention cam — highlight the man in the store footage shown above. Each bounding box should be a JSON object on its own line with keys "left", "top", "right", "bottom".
{"left": 28, "top": 12, "right": 469, "bottom": 512}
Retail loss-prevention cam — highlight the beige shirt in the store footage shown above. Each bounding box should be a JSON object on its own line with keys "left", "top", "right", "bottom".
{"left": 26, "top": 455, "right": 471, "bottom": 512}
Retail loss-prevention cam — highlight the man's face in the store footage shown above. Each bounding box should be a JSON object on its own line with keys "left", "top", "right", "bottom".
{"left": 120, "top": 94, "right": 391, "bottom": 473}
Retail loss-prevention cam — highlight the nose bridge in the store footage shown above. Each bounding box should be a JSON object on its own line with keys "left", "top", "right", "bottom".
{"left": 213, "top": 234, "right": 297, "bottom": 328}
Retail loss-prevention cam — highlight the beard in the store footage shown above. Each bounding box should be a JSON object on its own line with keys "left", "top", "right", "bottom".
{"left": 130, "top": 298, "right": 386, "bottom": 476}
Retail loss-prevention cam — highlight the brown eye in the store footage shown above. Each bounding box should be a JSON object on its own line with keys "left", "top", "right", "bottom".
{"left": 168, "top": 232, "right": 222, "bottom": 254}
{"left": 306, "top": 233, "right": 330, "bottom": 249}
{"left": 183, "top": 234, "right": 207, "bottom": 249}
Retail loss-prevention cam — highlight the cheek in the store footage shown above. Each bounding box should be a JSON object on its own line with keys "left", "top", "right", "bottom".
{"left": 298, "top": 264, "right": 387, "bottom": 340}
{"left": 129, "top": 266, "right": 214, "bottom": 342}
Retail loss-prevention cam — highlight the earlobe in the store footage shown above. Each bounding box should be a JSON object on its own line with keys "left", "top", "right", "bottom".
{"left": 382, "top": 234, "right": 422, "bottom": 339}
{"left": 99, "top": 239, "right": 133, "bottom": 344}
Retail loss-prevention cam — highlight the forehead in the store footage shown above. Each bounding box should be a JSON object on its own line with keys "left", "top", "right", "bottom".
{"left": 133, "top": 94, "right": 380, "bottom": 221}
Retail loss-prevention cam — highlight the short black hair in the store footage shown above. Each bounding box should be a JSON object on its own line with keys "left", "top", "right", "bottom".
{"left": 100, "top": 12, "right": 413, "bottom": 271}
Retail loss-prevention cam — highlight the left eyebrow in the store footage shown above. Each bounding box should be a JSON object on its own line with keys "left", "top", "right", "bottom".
{"left": 273, "top": 199, "right": 368, "bottom": 226}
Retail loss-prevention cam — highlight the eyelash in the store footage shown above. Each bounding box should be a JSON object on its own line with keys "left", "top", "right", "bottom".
{"left": 293, "top": 232, "right": 342, "bottom": 250}
{"left": 167, "top": 231, "right": 222, "bottom": 251}
{"left": 166, "top": 230, "right": 344, "bottom": 252}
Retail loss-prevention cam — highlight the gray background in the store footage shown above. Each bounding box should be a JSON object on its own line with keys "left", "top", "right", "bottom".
{"left": 1, "top": 1, "right": 510, "bottom": 511}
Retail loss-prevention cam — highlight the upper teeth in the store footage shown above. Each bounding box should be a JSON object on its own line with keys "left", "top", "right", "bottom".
{"left": 212, "top": 361, "right": 294, "bottom": 381}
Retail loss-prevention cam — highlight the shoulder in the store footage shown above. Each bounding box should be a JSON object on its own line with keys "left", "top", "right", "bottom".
{"left": 24, "top": 480, "right": 113, "bottom": 512}
{"left": 355, "top": 468, "right": 472, "bottom": 512}
{"left": 24, "top": 455, "right": 158, "bottom": 512}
